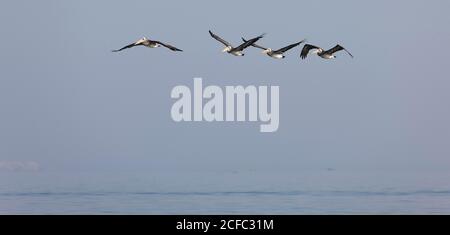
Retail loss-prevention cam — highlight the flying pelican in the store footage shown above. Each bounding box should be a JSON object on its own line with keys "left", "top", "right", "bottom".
{"left": 112, "top": 37, "right": 183, "bottom": 52}
{"left": 300, "top": 44, "right": 353, "bottom": 59}
{"left": 209, "top": 30, "right": 265, "bottom": 56}
{"left": 242, "top": 38, "right": 306, "bottom": 59}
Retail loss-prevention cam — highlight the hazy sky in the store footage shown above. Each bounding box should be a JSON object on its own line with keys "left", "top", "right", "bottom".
{"left": 1, "top": 0, "right": 450, "bottom": 190}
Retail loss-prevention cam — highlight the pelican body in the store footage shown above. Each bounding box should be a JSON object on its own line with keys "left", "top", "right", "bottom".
{"left": 209, "top": 30, "right": 265, "bottom": 56}
{"left": 242, "top": 38, "right": 306, "bottom": 59}
{"left": 113, "top": 37, "right": 183, "bottom": 52}
{"left": 300, "top": 44, "right": 353, "bottom": 60}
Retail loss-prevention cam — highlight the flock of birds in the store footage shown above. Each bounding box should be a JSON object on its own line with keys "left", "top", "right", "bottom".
{"left": 112, "top": 30, "right": 354, "bottom": 60}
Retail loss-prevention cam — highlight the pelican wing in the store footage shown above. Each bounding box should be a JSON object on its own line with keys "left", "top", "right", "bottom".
{"left": 274, "top": 39, "right": 306, "bottom": 54}
{"left": 209, "top": 30, "right": 232, "bottom": 47}
{"left": 324, "top": 44, "right": 353, "bottom": 58}
{"left": 153, "top": 41, "right": 183, "bottom": 52}
{"left": 112, "top": 41, "right": 141, "bottom": 52}
{"left": 300, "top": 44, "right": 320, "bottom": 59}
{"left": 242, "top": 37, "right": 268, "bottom": 50}
{"left": 232, "top": 33, "right": 265, "bottom": 52}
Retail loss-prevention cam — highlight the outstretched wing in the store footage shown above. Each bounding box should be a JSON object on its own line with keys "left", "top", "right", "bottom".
{"left": 324, "top": 44, "right": 353, "bottom": 58}
{"left": 232, "top": 33, "right": 265, "bottom": 52}
{"left": 300, "top": 44, "right": 320, "bottom": 59}
{"left": 112, "top": 41, "right": 142, "bottom": 52}
{"left": 209, "top": 30, "right": 232, "bottom": 47}
{"left": 153, "top": 41, "right": 183, "bottom": 52}
{"left": 274, "top": 39, "right": 306, "bottom": 54}
{"left": 242, "top": 37, "right": 267, "bottom": 50}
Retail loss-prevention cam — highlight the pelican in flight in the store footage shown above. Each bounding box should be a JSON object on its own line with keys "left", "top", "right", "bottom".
{"left": 209, "top": 30, "right": 265, "bottom": 56}
{"left": 300, "top": 44, "right": 353, "bottom": 59}
{"left": 242, "top": 38, "right": 306, "bottom": 59}
{"left": 112, "top": 37, "right": 183, "bottom": 52}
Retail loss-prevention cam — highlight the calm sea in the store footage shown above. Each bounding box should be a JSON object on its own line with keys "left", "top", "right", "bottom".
{"left": 1, "top": 169, "right": 450, "bottom": 214}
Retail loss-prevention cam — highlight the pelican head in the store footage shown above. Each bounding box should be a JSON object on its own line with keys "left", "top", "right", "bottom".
{"left": 222, "top": 46, "right": 232, "bottom": 53}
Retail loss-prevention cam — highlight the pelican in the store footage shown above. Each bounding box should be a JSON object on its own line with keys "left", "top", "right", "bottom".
{"left": 112, "top": 37, "right": 183, "bottom": 52}
{"left": 300, "top": 44, "right": 353, "bottom": 59}
{"left": 242, "top": 38, "right": 306, "bottom": 59}
{"left": 209, "top": 30, "right": 265, "bottom": 56}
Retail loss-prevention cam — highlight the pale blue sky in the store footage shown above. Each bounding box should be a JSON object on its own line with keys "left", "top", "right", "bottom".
{"left": 0, "top": 0, "right": 450, "bottom": 191}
